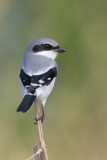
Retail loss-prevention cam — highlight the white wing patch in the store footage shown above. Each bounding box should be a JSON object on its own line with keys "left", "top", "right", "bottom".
{"left": 31, "top": 83, "right": 39, "bottom": 86}
{"left": 47, "top": 77, "right": 51, "bottom": 80}
{"left": 38, "top": 80, "right": 45, "bottom": 84}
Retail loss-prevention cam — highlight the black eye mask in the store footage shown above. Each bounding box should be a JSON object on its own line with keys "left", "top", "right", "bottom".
{"left": 32, "top": 44, "right": 59, "bottom": 52}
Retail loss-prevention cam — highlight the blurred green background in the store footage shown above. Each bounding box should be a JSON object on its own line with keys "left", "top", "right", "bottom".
{"left": 0, "top": 0, "right": 107, "bottom": 160}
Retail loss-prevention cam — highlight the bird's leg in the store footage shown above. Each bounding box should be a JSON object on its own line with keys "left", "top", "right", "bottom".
{"left": 34, "top": 106, "right": 45, "bottom": 124}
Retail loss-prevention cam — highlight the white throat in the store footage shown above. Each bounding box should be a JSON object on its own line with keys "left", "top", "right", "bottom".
{"left": 36, "top": 51, "right": 58, "bottom": 60}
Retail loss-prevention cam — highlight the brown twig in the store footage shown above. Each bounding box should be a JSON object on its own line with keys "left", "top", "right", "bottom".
{"left": 34, "top": 100, "right": 48, "bottom": 160}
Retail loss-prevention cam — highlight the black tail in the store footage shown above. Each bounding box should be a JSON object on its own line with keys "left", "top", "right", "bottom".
{"left": 17, "top": 95, "right": 36, "bottom": 113}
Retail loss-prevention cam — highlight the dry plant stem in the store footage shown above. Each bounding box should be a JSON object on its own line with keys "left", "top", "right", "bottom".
{"left": 34, "top": 101, "right": 48, "bottom": 160}
{"left": 34, "top": 146, "right": 41, "bottom": 160}
{"left": 26, "top": 148, "right": 42, "bottom": 160}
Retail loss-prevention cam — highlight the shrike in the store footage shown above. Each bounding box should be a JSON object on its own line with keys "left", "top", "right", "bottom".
{"left": 17, "top": 38, "right": 66, "bottom": 122}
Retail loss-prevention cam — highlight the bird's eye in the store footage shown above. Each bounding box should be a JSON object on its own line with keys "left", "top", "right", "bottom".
{"left": 45, "top": 44, "right": 52, "bottom": 49}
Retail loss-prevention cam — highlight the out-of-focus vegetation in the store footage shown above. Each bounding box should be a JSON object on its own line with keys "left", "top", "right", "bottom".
{"left": 0, "top": 0, "right": 107, "bottom": 160}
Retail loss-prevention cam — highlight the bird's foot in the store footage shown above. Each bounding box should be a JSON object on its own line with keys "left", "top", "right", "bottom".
{"left": 34, "top": 115, "right": 45, "bottom": 124}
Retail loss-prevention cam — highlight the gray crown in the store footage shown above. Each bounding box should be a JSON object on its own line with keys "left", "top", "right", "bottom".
{"left": 26, "top": 38, "right": 59, "bottom": 51}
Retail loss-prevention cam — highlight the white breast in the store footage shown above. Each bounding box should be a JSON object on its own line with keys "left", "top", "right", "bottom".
{"left": 21, "top": 78, "right": 56, "bottom": 107}
{"left": 36, "top": 78, "right": 56, "bottom": 102}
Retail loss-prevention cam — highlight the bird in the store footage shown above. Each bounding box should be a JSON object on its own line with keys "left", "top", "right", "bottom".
{"left": 17, "top": 38, "right": 66, "bottom": 122}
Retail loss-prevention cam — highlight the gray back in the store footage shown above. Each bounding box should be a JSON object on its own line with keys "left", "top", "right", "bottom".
{"left": 22, "top": 54, "right": 57, "bottom": 76}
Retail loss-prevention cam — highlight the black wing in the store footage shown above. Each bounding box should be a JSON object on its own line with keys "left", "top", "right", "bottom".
{"left": 20, "top": 67, "right": 57, "bottom": 94}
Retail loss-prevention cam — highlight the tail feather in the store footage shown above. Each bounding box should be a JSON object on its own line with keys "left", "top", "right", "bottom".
{"left": 17, "top": 95, "right": 36, "bottom": 113}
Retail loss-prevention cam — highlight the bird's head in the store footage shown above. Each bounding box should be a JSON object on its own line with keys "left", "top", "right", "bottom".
{"left": 26, "top": 38, "right": 66, "bottom": 60}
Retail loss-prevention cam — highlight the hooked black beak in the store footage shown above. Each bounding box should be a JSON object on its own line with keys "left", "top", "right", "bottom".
{"left": 55, "top": 46, "right": 66, "bottom": 53}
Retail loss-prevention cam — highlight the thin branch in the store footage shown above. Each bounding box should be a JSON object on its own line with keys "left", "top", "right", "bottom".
{"left": 34, "top": 146, "right": 40, "bottom": 160}
{"left": 34, "top": 100, "right": 48, "bottom": 160}
{"left": 26, "top": 148, "right": 42, "bottom": 160}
